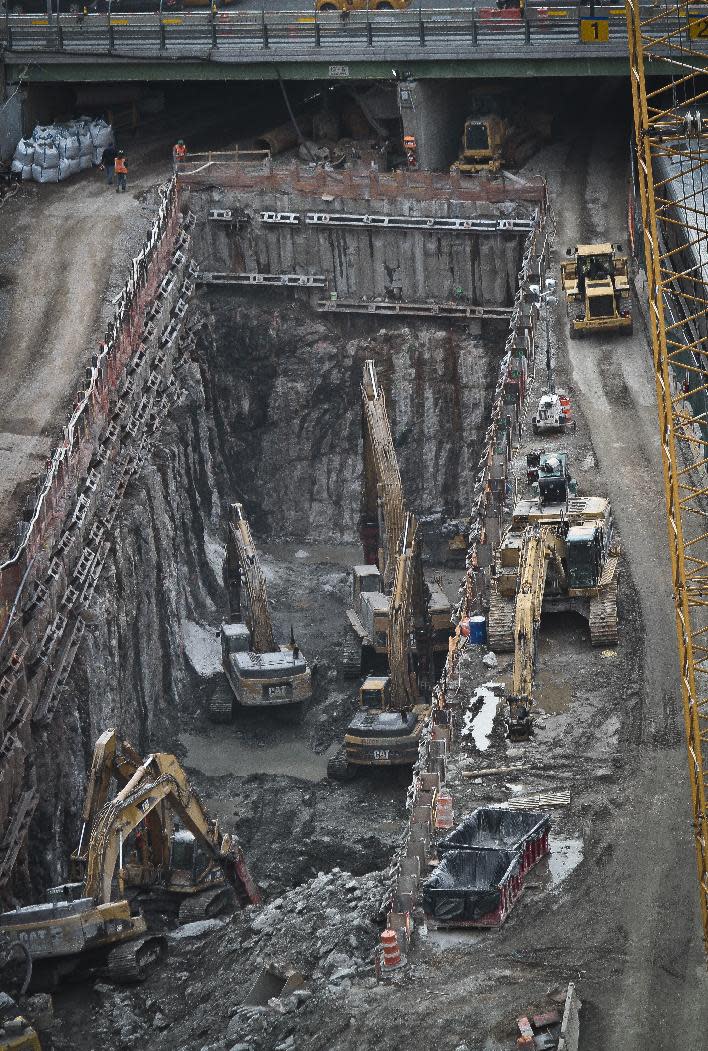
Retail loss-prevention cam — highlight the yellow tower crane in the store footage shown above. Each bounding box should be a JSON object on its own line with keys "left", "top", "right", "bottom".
{"left": 625, "top": 0, "right": 708, "bottom": 956}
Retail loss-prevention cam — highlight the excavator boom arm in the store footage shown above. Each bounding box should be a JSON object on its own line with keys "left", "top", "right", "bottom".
{"left": 228, "top": 503, "right": 277, "bottom": 653}
{"left": 83, "top": 751, "right": 259, "bottom": 907}
{"left": 511, "top": 525, "right": 563, "bottom": 703}
{"left": 361, "top": 360, "right": 405, "bottom": 590}
{"left": 388, "top": 513, "right": 427, "bottom": 710}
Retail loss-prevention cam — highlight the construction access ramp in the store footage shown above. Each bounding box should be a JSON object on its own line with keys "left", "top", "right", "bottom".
{"left": 213, "top": 502, "right": 312, "bottom": 720}
{"left": 0, "top": 737, "right": 258, "bottom": 990}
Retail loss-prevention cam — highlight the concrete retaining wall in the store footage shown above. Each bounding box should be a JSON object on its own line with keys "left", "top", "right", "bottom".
{"left": 183, "top": 164, "right": 545, "bottom": 308}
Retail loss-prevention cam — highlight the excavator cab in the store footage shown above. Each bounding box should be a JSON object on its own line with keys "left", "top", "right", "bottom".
{"left": 169, "top": 830, "right": 204, "bottom": 882}
{"left": 359, "top": 675, "right": 391, "bottom": 709}
{"left": 565, "top": 523, "right": 604, "bottom": 589}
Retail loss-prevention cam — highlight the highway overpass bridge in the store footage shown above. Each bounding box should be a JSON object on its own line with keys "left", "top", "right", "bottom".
{"left": 0, "top": 5, "right": 673, "bottom": 82}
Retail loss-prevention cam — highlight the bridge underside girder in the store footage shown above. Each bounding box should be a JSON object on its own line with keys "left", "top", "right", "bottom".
{"left": 3, "top": 55, "right": 631, "bottom": 82}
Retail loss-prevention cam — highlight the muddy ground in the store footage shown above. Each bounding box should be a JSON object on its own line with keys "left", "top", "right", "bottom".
{"left": 10, "top": 83, "right": 708, "bottom": 1050}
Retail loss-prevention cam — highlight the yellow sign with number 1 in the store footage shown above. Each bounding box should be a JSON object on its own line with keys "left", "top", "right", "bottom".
{"left": 579, "top": 17, "right": 609, "bottom": 42}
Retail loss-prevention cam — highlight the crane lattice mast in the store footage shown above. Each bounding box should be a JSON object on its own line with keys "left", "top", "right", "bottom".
{"left": 625, "top": 0, "right": 708, "bottom": 956}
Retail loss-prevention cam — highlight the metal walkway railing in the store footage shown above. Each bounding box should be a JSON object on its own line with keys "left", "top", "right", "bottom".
{"left": 1, "top": 5, "right": 698, "bottom": 62}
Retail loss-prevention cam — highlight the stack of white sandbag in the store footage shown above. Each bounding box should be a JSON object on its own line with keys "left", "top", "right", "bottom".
{"left": 11, "top": 116, "right": 114, "bottom": 184}
{"left": 10, "top": 138, "right": 35, "bottom": 181}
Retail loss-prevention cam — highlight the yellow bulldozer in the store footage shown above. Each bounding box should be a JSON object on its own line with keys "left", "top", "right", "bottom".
{"left": 561, "top": 243, "right": 633, "bottom": 337}
{"left": 453, "top": 110, "right": 551, "bottom": 175}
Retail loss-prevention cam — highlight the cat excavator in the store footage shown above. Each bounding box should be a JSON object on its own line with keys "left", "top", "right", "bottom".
{"left": 329, "top": 512, "right": 433, "bottom": 779}
{"left": 0, "top": 742, "right": 259, "bottom": 990}
{"left": 212, "top": 502, "right": 312, "bottom": 721}
{"left": 343, "top": 361, "right": 451, "bottom": 678}
{"left": 488, "top": 455, "right": 620, "bottom": 651}
{"left": 70, "top": 729, "right": 258, "bottom": 923}
{"left": 506, "top": 524, "right": 566, "bottom": 740}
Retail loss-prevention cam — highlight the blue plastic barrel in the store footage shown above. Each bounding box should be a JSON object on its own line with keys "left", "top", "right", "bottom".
{"left": 469, "top": 615, "right": 487, "bottom": 645}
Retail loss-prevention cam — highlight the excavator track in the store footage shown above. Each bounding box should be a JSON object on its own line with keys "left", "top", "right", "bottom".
{"left": 339, "top": 639, "right": 361, "bottom": 680}
{"left": 208, "top": 682, "right": 234, "bottom": 723}
{"left": 487, "top": 594, "right": 516, "bottom": 652}
{"left": 177, "top": 887, "right": 235, "bottom": 925}
{"left": 589, "top": 579, "right": 619, "bottom": 647}
{"left": 106, "top": 935, "right": 167, "bottom": 984}
{"left": 327, "top": 748, "right": 357, "bottom": 782}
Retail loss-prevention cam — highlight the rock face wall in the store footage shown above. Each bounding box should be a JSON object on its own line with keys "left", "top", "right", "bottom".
{"left": 26, "top": 290, "right": 505, "bottom": 892}
{"left": 198, "top": 290, "right": 506, "bottom": 539}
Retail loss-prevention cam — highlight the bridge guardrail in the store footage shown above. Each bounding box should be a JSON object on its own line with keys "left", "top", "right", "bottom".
{"left": 2, "top": 6, "right": 704, "bottom": 59}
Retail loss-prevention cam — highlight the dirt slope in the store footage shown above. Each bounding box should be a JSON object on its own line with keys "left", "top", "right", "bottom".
{"left": 0, "top": 152, "right": 169, "bottom": 561}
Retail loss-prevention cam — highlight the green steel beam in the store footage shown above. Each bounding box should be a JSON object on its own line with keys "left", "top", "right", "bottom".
{"left": 2, "top": 55, "right": 630, "bottom": 81}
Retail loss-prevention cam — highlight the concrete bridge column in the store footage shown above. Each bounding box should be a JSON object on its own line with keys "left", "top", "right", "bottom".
{"left": 0, "top": 62, "right": 25, "bottom": 163}
{"left": 397, "top": 79, "right": 468, "bottom": 172}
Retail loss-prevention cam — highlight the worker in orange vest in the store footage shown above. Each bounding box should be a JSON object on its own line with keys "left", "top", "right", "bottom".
{"left": 173, "top": 139, "right": 187, "bottom": 172}
{"left": 114, "top": 150, "right": 128, "bottom": 194}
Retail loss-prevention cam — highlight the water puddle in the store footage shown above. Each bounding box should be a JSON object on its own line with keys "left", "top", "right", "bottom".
{"left": 542, "top": 836, "right": 584, "bottom": 886}
{"left": 178, "top": 732, "right": 335, "bottom": 783}
{"left": 424, "top": 927, "right": 486, "bottom": 951}
{"left": 461, "top": 682, "right": 502, "bottom": 751}
{"left": 535, "top": 672, "right": 572, "bottom": 715}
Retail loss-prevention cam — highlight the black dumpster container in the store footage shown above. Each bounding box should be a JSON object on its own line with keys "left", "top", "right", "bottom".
{"left": 422, "top": 847, "right": 522, "bottom": 927}
{"left": 437, "top": 807, "right": 550, "bottom": 855}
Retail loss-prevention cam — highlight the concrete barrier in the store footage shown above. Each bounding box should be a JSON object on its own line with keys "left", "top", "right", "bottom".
{"left": 378, "top": 190, "right": 549, "bottom": 962}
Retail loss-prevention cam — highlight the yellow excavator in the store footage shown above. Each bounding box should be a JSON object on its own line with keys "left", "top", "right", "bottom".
{"left": 488, "top": 455, "right": 619, "bottom": 651}
{"left": 213, "top": 502, "right": 312, "bottom": 720}
{"left": 330, "top": 512, "right": 433, "bottom": 779}
{"left": 70, "top": 729, "right": 259, "bottom": 923}
{"left": 343, "top": 361, "right": 451, "bottom": 678}
{"left": 0, "top": 740, "right": 258, "bottom": 989}
{"left": 561, "top": 243, "right": 632, "bottom": 338}
{"left": 505, "top": 524, "right": 566, "bottom": 739}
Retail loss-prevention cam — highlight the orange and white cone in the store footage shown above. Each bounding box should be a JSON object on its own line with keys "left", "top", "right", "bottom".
{"left": 380, "top": 928, "right": 403, "bottom": 970}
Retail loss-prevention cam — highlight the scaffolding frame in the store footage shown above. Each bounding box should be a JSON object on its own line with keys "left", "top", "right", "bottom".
{"left": 625, "top": 0, "right": 708, "bottom": 956}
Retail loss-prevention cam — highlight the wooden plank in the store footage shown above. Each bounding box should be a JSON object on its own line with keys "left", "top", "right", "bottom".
{"left": 461, "top": 764, "right": 525, "bottom": 778}
{"left": 503, "top": 790, "right": 570, "bottom": 809}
